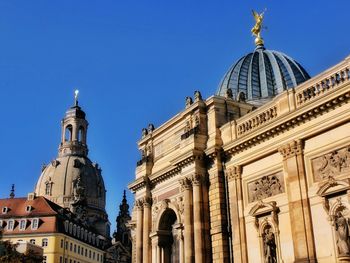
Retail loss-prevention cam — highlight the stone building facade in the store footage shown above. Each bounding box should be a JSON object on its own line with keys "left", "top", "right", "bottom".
{"left": 128, "top": 36, "right": 350, "bottom": 262}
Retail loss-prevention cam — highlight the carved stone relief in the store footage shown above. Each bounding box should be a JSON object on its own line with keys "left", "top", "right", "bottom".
{"left": 247, "top": 171, "right": 285, "bottom": 203}
{"left": 312, "top": 146, "right": 350, "bottom": 181}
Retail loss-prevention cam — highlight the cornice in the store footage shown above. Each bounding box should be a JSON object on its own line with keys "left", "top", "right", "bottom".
{"left": 224, "top": 88, "right": 350, "bottom": 157}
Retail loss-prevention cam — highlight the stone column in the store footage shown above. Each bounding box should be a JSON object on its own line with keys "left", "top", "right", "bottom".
{"left": 143, "top": 197, "right": 152, "bottom": 263}
{"left": 279, "top": 140, "right": 316, "bottom": 263}
{"left": 135, "top": 199, "right": 144, "bottom": 263}
{"left": 227, "top": 166, "right": 248, "bottom": 263}
{"left": 192, "top": 173, "right": 204, "bottom": 263}
{"left": 150, "top": 232, "right": 159, "bottom": 263}
{"left": 179, "top": 177, "right": 194, "bottom": 263}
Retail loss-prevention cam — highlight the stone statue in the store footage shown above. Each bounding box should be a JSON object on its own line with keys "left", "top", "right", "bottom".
{"left": 148, "top": 123, "right": 155, "bottom": 133}
{"left": 142, "top": 128, "right": 148, "bottom": 138}
{"left": 185, "top": 96, "right": 193, "bottom": 108}
{"left": 73, "top": 174, "right": 85, "bottom": 202}
{"left": 226, "top": 88, "right": 233, "bottom": 99}
{"left": 263, "top": 226, "right": 277, "bottom": 263}
{"left": 334, "top": 211, "right": 350, "bottom": 256}
{"left": 194, "top": 90, "right": 202, "bottom": 101}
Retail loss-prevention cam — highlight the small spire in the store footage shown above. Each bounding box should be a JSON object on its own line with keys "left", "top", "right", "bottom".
{"left": 10, "top": 184, "right": 15, "bottom": 199}
{"left": 123, "top": 190, "right": 126, "bottom": 200}
{"left": 74, "top": 89, "right": 79, "bottom": 106}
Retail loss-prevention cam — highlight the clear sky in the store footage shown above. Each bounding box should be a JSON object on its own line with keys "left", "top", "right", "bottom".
{"left": 0, "top": 0, "right": 349, "bottom": 232}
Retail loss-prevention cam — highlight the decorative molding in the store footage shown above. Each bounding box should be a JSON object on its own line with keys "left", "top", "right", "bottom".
{"left": 143, "top": 196, "right": 153, "bottom": 208}
{"left": 134, "top": 199, "right": 144, "bottom": 210}
{"left": 249, "top": 200, "right": 280, "bottom": 230}
{"left": 225, "top": 89, "right": 350, "bottom": 157}
{"left": 278, "top": 140, "right": 303, "bottom": 160}
{"left": 312, "top": 145, "right": 350, "bottom": 181}
{"left": 226, "top": 165, "right": 241, "bottom": 182}
{"left": 191, "top": 173, "right": 205, "bottom": 186}
{"left": 247, "top": 171, "right": 285, "bottom": 203}
{"left": 179, "top": 177, "right": 192, "bottom": 191}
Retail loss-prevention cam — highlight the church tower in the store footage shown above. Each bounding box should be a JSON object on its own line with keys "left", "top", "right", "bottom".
{"left": 34, "top": 91, "right": 110, "bottom": 237}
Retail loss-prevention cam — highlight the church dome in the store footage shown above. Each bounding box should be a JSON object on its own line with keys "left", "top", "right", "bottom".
{"left": 35, "top": 156, "right": 106, "bottom": 213}
{"left": 216, "top": 45, "right": 310, "bottom": 103}
{"left": 34, "top": 94, "right": 109, "bottom": 237}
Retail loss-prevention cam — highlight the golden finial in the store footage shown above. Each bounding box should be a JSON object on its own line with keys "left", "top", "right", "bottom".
{"left": 74, "top": 89, "right": 79, "bottom": 106}
{"left": 251, "top": 9, "right": 266, "bottom": 46}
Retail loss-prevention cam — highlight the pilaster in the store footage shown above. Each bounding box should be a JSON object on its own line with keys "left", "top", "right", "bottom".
{"left": 135, "top": 199, "right": 144, "bottom": 263}
{"left": 143, "top": 197, "right": 152, "bottom": 263}
{"left": 278, "top": 140, "right": 317, "bottom": 263}
{"left": 226, "top": 165, "right": 248, "bottom": 263}
{"left": 179, "top": 177, "right": 194, "bottom": 263}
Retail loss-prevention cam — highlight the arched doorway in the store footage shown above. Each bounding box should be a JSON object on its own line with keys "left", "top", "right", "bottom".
{"left": 157, "top": 208, "right": 180, "bottom": 263}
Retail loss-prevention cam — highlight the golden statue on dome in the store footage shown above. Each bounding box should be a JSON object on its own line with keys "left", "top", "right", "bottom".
{"left": 251, "top": 9, "right": 266, "bottom": 46}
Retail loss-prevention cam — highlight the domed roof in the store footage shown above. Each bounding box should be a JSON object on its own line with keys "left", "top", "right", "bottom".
{"left": 216, "top": 45, "right": 310, "bottom": 103}
{"left": 34, "top": 96, "right": 110, "bottom": 237}
{"left": 35, "top": 156, "right": 106, "bottom": 213}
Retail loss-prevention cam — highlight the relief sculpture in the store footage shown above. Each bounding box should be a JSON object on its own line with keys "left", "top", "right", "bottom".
{"left": 248, "top": 172, "right": 284, "bottom": 203}
{"left": 312, "top": 146, "right": 350, "bottom": 181}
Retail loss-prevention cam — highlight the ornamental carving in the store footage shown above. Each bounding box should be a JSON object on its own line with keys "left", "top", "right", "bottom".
{"left": 227, "top": 166, "right": 242, "bottom": 182}
{"left": 248, "top": 172, "right": 285, "bottom": 203}
{"left": 312, "top": 146, "right": 350, "bottom": 181}
{"left": 278, "top": 140, "right": 303, "bottom": 160}
{"left": 179, "top": 177, "right": 192, "bottom": 191}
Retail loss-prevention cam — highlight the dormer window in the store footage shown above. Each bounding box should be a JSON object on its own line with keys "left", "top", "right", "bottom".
{"left": 31, "top": 218, "right": 39, "bottom": 230}
{"left": 45, "top": 181, "right": 53, "bottom": 196}
{"left": 2, "top": 207, "right": 9, "bottom": 214}
{"left": 7, "top": 220, "right": 14, "bottom": 231}
{"left": 26, "top": 205, "right": 33, "bottom": 212}
{"left": 19, "top": 219, "right": 27, "bottom": 230}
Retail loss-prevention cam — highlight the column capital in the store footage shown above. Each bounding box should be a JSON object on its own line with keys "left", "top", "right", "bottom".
{"left": 278, "top": 139, "right": 303, "bottom": 160}
{"left": 179, "top": 176, "right": 192, "bottom": 191}
{"left": 135, "top": 198, "right": 144, "bottom": 210}
{"left": 227, "top": 165, "right": 242, "bottom": 182}
{"left": 191, "top": 173, "right": 205, "bottom": 186}
{"left": 143, "top": 196, "right": 153, "bottom": 208}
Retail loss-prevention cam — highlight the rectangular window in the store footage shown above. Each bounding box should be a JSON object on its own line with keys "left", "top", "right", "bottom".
{"left": 65, "top": 241, "right": 68, "bottom": 249}
{"left": 60, "top": 239, "right": 63, "bottom": 248}
{"left": 30, "top": 239, "right": 35, "bottom": 244}
{"left": 19, "top": 219, "right": 26, "bottom": 230}
{"left": 31, "top": 218, "right": 39, "bottom": 230}
{"left": 77, "top": 246, "right": 80, "bottom": 254}
{"left": 7, "top": 220, "right": 14, "bottom": 231}
{"left": 74, "top": 244, "right": 76, "bottom": 253}
{"left": 64, "top": 258, "right": 67, "bottom": 263}
{"left": 89, "top": 250, "right": 91, "bottom": 258}
{"left": 70, "top": 242, "right": 72, "bottom": 251}
{"left": 85, "top": 248, "right": 87, "bottom": 257}
{"left": 97, "top": 254, "right": 99, "bottom": 261}
{"left": 43, "top": 256, "right": 47, "bottom": 263}
{"left": 93, "top": 252, "right": 95, "bottom": 260}
{"left": 60, "top": 256, "right": 63, "bottom": 263}
{"left": 42, "top": 238, "right": 48, "bottom": 247}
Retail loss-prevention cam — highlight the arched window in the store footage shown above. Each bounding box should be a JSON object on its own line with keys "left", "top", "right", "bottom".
{"left": 65, "top": 125, "right": 73, "bottom": 142}
{"left": 78, "top": 126, "right": 84, "bottom": 142}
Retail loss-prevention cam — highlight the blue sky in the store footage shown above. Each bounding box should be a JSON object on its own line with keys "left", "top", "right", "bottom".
{"left": 0, "top": 0, "right": 349, "bottom": 232}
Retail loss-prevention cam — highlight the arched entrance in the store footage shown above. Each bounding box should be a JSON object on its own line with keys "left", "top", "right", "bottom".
{"left": 152, "top": 208, "right": 182, "bottom": 263}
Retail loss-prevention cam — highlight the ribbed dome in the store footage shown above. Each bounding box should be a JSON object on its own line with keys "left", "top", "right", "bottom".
{"left": 216, "top": 46, "right": 310, "bottom": 103}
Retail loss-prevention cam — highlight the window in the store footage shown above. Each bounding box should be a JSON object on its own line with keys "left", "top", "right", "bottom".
{"left": 85, "top": 248, "right": 87, "bottom": 257}
{"left": 45, "top": 183, "right": 52, "bottom": 196}
{"left": 65, "top": 241, "right": 68, "bottom": 250}
{"left": 30, "top": 239, "right": 35, "bottom": 245}
{"left": 60, "top": 256, "right": 63, "bottom": 263}
{"left": 2, "top": 207, "right": 9, "bottom": 214}
{"left": 7, "top": 220, "right": 14, "bottom": 231}
{"left": 93, "top": 251, "right": 95, "bottom": 260}
{"left": 74, "top": 244, "right": 76, "bottom": 253}
{"left": 89, "top": 250, "right": 91, "bottom": 258}
{"left": 19, "top": 219, "right": 26, "bottom": 230}
{"left": 42, "top": 238, "right": 48, "bottom": 247}
{"left": 60, "top": 239, "right": 63, "bottom": 248}
{"left": 25, "top": 205, "right": 32, "bottom": 212}
{"left": 70, "top": 242, "right": 72, "bottom": 251}
{"left": 31, "top": 218, "right": 39, "bottom": 230}
{"left": 64, "top": 258, "right": 67, "bottom": 263}
{"left": 77, "top": 245, "right": 80, "bottom": 254}
{"left": 97, "top": 254, "right": 99, "bottom": 261}
{"left": 43, "top": 256, "right": 47, "bottom": 263}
